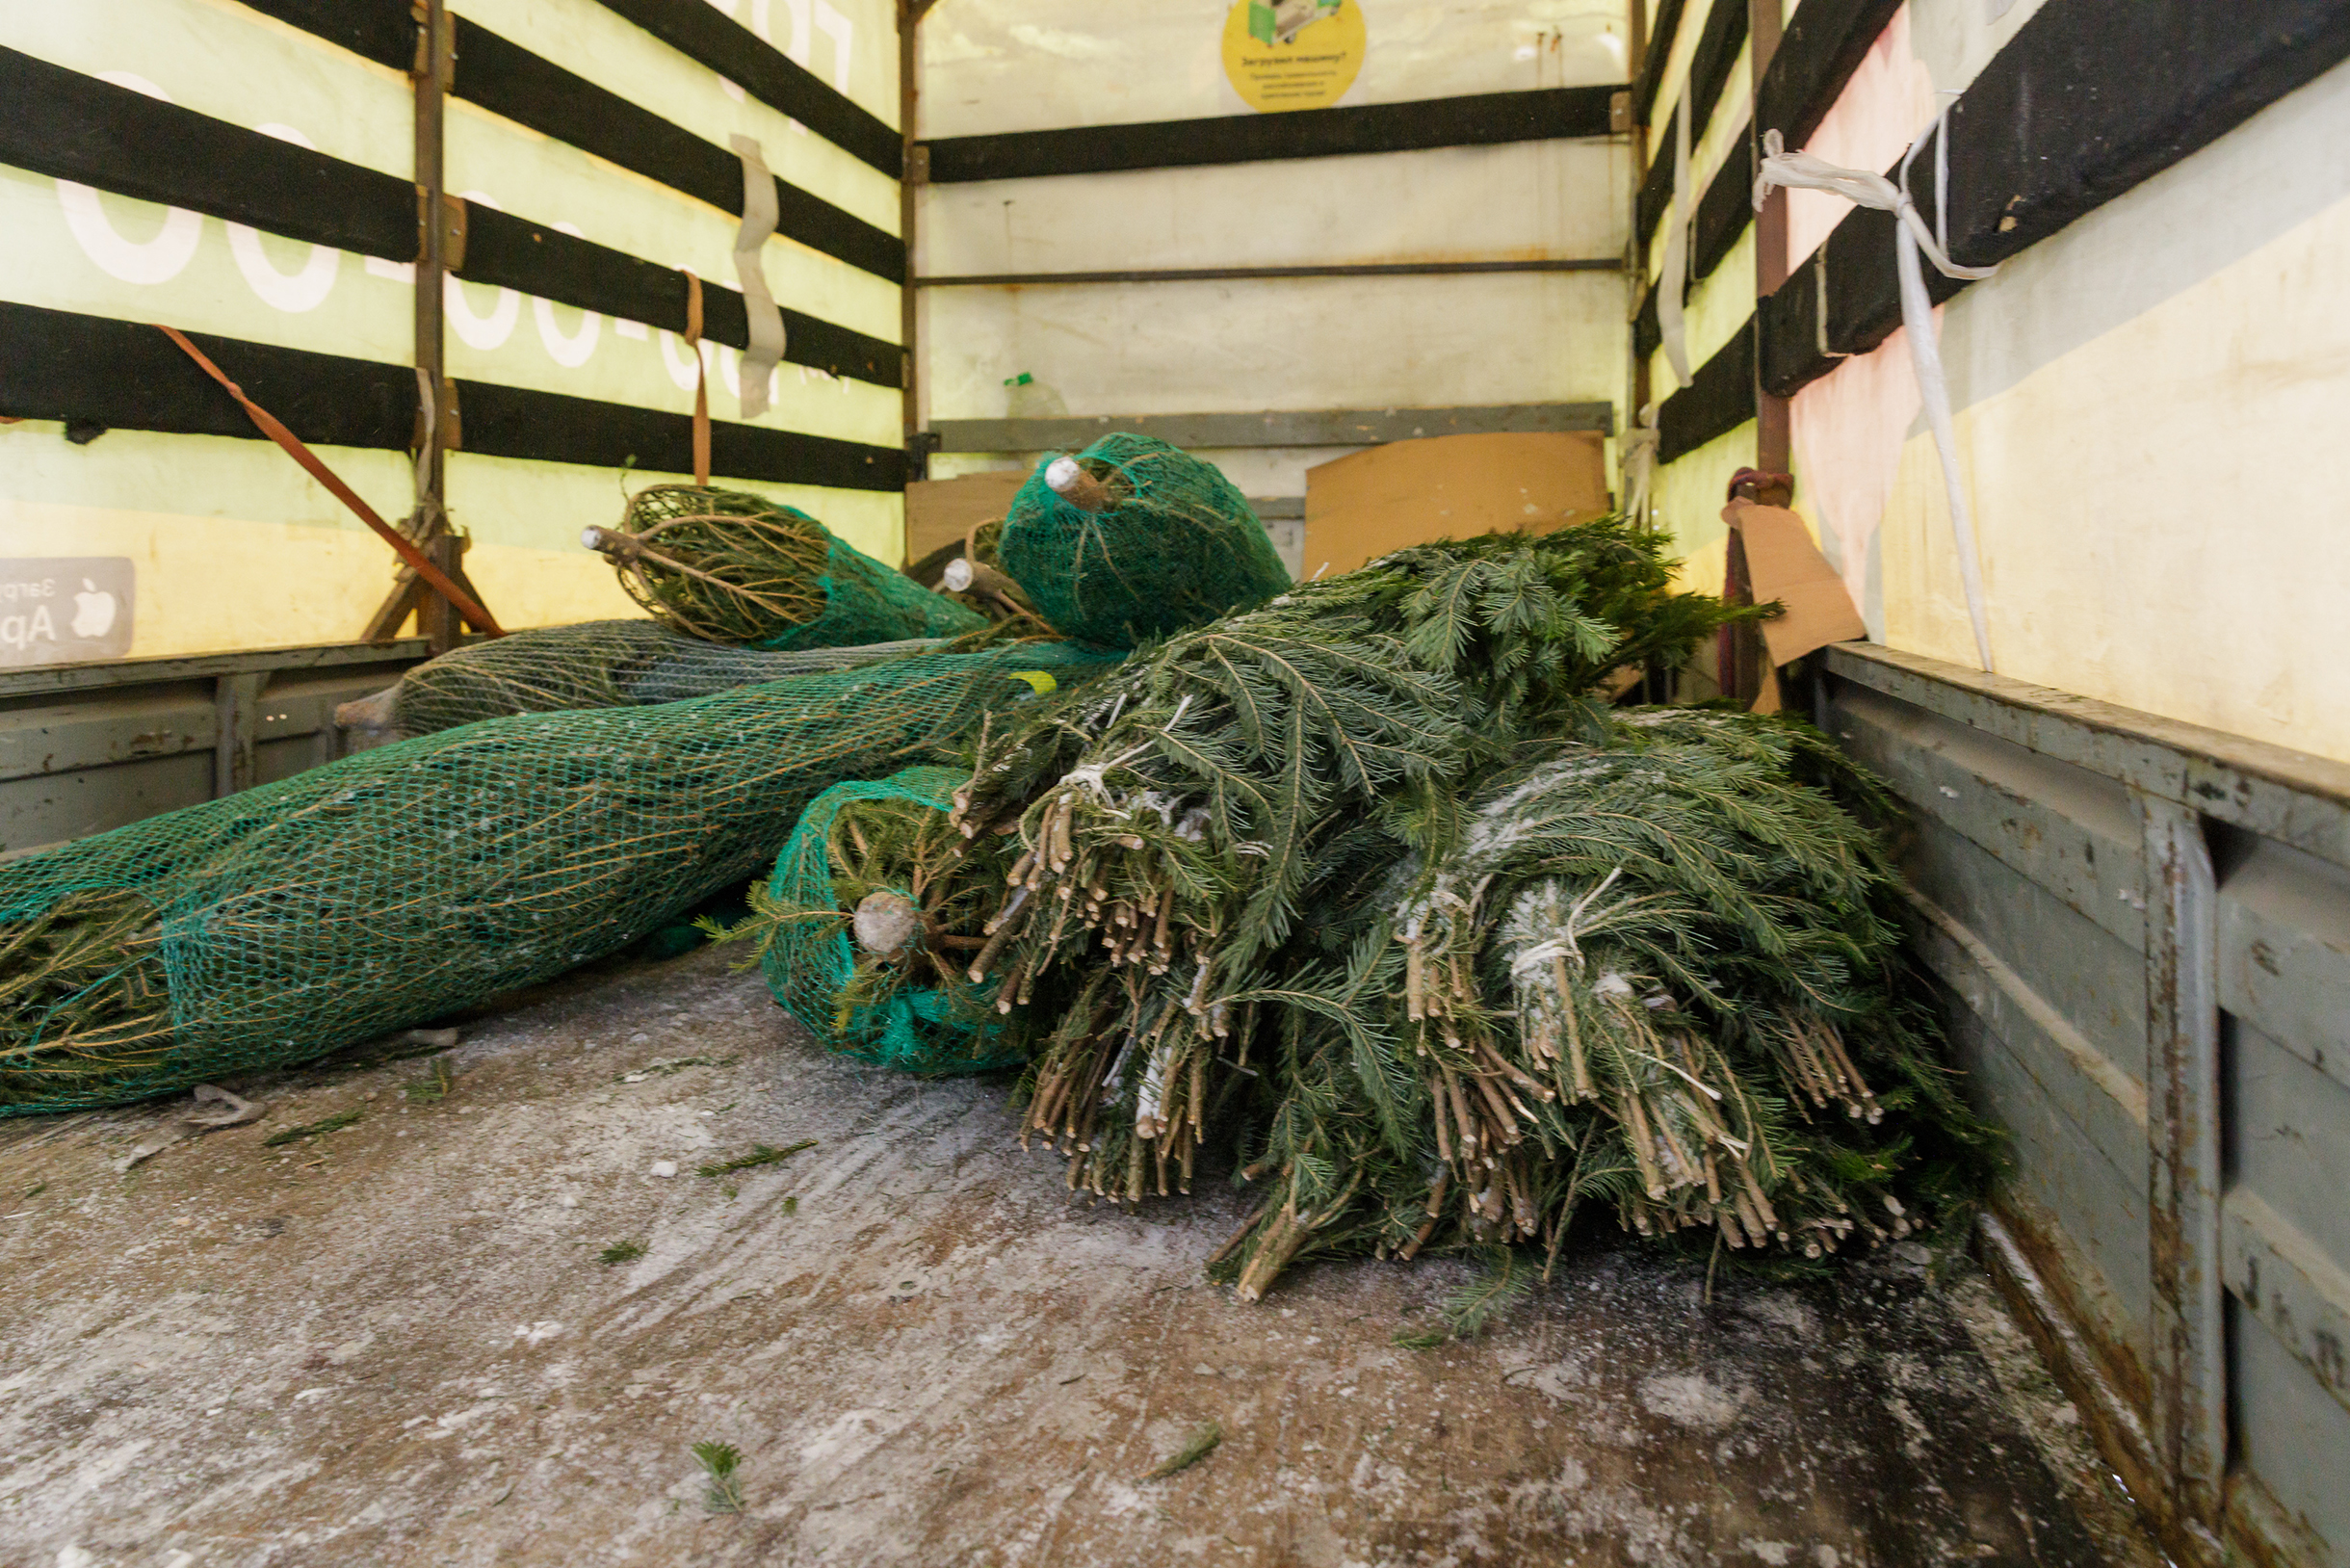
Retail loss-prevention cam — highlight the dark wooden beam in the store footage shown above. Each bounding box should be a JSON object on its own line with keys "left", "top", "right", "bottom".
{"left": 0, "top": 302, "right": 904, "bottom": 492}
{"left": 1758, "top": 0, "right": 2350, "bottom": 399}
{"left": 0, "top": 51, "right": 902, "bottom": 388}
{"left": 923, "top": 86, "right": 1619, "bottom": 182}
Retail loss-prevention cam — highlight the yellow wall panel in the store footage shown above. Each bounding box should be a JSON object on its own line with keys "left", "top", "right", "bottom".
{"left": 0, "top": 421, "right": 899, "bottom": 658}
{"left": 1653, "top": 418, "right": 1754, "bottom": 564}
{"left": 1878, "top": 178, "right": 2350, "bottom": 761}
{"left": 924, "top": 0, "right": 1629, "bottom": 140}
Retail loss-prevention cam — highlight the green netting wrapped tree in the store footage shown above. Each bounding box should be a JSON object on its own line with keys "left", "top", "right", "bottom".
{"left": 341, "top": 619, "right": 942, "bottom": 738}
{"left": 586, "top": 483, "right": 986, "bottom": 648}
{"left": 998, "top": 433, "right": 1290, "bottom": 648}
{"left": 0, "top": 642, "right": 1117, "bottom": 1114}
{"left": 718, "top": 766, "right": 1023, "bottom": 1076}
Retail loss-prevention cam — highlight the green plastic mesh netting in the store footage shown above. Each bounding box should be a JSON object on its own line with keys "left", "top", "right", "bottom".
{"left": 998, "top": 434, "right": 1291, "bottom": 648}
{"left": 738, "top": 765, "right": 1022, "bottom": 1076}
{"left": 0, "top": 642, "right": 1119, "bottom": 1114}
{"left": 349, "top": 619, "right": 941, "bottom": 738}
{"left": 587, "top": 483, "right": 986, "bottom": 649}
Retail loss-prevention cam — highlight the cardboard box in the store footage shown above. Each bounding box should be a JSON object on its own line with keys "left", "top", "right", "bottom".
{"left": 1301, "top": 431, "right": 1609, "bottom": 580}
{"left": 1726, "top": 502, "right": 1866, "bottom": 666}
{"left": 903, "top": 470, "right": 1028, "bottom": 564}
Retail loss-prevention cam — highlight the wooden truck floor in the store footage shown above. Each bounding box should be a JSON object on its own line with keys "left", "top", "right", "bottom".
{"left": 1, "top": 946, "right": 2167, "bottom": 1567}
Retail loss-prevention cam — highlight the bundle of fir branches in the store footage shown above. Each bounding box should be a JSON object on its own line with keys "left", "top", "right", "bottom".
{"left": 947, "top": 518, "right": 1753, "bottom": 1213}
{"left": 1206, "top": 710, "right": 1994, "bottom": 1298}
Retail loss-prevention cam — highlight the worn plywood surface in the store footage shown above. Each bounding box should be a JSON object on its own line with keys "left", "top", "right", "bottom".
{"left": 904, "top": 471, "right": 1028, "bottom": 562}
{"left": 0, "top": 947, "right": 2167, "bottom": 1566}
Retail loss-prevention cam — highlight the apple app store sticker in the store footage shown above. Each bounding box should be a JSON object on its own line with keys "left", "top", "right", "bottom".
{"left": 0, "top": 559, "right": 135, "bottom": 665}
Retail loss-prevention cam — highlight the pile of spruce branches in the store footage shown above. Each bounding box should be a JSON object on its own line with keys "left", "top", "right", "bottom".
{"left": 925, "top": 516, "right": 1988, "bottom": 1297}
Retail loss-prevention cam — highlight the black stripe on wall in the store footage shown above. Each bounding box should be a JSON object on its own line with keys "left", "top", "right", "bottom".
{"left": 1757, "top": 0, "right": 1903, "bottom": 150}
{"left": 236, "top": 0, "right": 410, "bottom": 70}
{"left": 1629, "top": 0, "right": 1947, "bottom": 363}
{"left": 924, "top": 86, "right": 1620, "bottom": 183}
{"left": 240, "top": 0, "right": 900, "bottom": 180}
{"left": 462, "top": 208, "right": 902, "bottom": 388}
{"left": 1632, "top": 0, "right": 1690, "bottom": 124}
{"left": 1634, "top": 0, "right": 1749, "bottom": 240}
{"left": 462, "top": 379, "right": 901, "bottom": 490}
{"left": 230, "top": 3, "right": 902, "bottom": 282}
{"left": 592, "top": 0, "right": 901, "bottom": 178}
{"left": 455, "top": 20, "right": 904, "bottom": 284}
{"left": 0, "top": 301, "right": 413, "bottom": 451}
{"left": 1658, "top": 321, "right": 1756, "bottom": 464}
{"left": 1692, "top": 138, "right": 1758, "bottom": 279}
{"left": 0, "top": 48, "right": 415, "bottom": 260}
{"left": 1629, "top": 131, "right": 1756, "bottom": 364}
{"left": 0, "top": 52, "right": 901, "bottom": 389}
{"left": 1758, "top": 0, "right": 2350, "bottom": 399}
{"left": 0, "top": 302, "right": 903, "bottom": 492}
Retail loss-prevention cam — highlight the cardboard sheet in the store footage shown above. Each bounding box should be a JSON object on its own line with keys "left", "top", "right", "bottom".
{"left": 1729, "top": 502, "right": 1867, "bottom": 667}
{"left": 903, "top": 471, "right": 1028, "bottom": 564}
{"left": 1301, "top": 431, "right": 1609, "bottom": 580}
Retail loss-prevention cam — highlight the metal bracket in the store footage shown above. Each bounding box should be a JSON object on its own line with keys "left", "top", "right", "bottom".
{"left": 905, "top": 429, "right": 940, "bottom": 482}
{"left": 410, "top": 0, "right": 455, "bottom": 90}
{"left": 1609, "top": 90, "right": 1632, "bottom": 134}
{"left": 417, "top": 189, "right": 467, "bottom": 272}
{"left": 213, "top": 672, "right": 264, "bottom": 797}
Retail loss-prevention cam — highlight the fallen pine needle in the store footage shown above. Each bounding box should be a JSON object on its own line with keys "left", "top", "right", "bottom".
{"left": 692, "top": 1440, "right": 744, "bottom": 1513}
{"left": 615, "top": 1055, "right": 740, "bottom": 1083}
{"left": 697, "top": 1139, "right": 816, "bottom": 1179}
{"left": 263, "top": 1109, "right": 363, "bottom": 1147}
{"left": 1143, "top": 1420, "right": 1221, "bottom": 1481}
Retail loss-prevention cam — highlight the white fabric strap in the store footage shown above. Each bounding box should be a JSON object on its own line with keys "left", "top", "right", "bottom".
{"left": 1753, "top": 121, "right": 1998, "bottom": 671}
{"left": 412, "top": 366, "right": 437, "bottom": 503}
{"left": 1621, "top": 401, "right": 1660, "bottom": 532}
{"left": 1655, "top": 93, "right": 1695, "bottom": 390}
{"left": 729, "top": 134, "right": 787, "bottom": 420}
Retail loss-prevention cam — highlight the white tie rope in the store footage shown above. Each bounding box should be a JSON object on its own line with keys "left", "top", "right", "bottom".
{"left": 1753, "top": 117, "right": 1999, "bottom": 670}
{"left": 1622, "top": 401, "right": 1661, "bottom": 534}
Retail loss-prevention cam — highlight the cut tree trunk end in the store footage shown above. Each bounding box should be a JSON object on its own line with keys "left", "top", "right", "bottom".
{"left": 1044, "top": 457, "right": 1113, "bottom": 512}
{"left": 851, "top": 890, "right": 922, "bottom": 957}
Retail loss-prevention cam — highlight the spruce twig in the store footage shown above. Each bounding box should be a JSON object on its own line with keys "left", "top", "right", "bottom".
{"left": 696, "top": 1139, "right": 816, "bottom": 1178}
{"left": 262, "top": 1109, "right": 363, "bottom": 1147}
{"left": 1142, "top": 1420, "right": 1223, "bottom": 1480}
{"left": 692, "top": 1441, "right": 744, "bottom": 1513}
{"left": 1395, "top": 1248, "right": 1531, "bottom": 1349}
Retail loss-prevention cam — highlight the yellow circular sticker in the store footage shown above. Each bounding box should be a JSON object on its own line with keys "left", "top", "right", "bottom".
{"left": 1221, "top": 0, "right": 1367, "bottom": 113}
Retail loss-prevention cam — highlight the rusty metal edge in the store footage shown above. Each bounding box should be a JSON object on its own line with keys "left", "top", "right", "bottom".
{"left": 0, "top": 639, "right": 435, "bottom": 701}
{"left": 1976, "top": 1209, "right": 2217, "bottom": 1565}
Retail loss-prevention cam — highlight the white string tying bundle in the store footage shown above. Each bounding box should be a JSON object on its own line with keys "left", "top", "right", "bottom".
{"left": 1753, "top": 108, "right": 2000, "bottom": 671}
{"left": 1655, "top": 93, "right": 1697, "bottom": 390}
